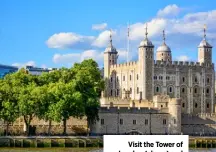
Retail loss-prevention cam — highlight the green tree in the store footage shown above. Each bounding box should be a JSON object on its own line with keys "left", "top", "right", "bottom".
{"left": 48, "top": 81, "right": 85, "bottom": 135}
{"left": 72, "top": 59, "right": 105, "bottom": 131}
{"left": 0, "top": 79, "right": 19, "bottom": 135}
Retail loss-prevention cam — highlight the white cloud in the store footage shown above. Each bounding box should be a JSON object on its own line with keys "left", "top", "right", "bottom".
{"left": 46, "top": 32, "right": 95, "bottom": 50}
{"left": 157, "top": 4, "right": 180, "bottom": 18}
{"left": 53, "top": 50, "right": 103, "bottom": 65}
{"left": 52, "top": 49, "right": 132, "bottom": 66}
{"left": 129, "top": 19, "right": 167, "bottom": 40}
{"left": 12, "top": 61, "right": 36, "bottom": 68}
{"left": 176, "top": 55, "right": 190, "bottom": 61}
{"left": 92, "top": 23, "right": 107, "bottom": 30}
{"left": 92, "top": 30, "right": 117, "bottom": 48}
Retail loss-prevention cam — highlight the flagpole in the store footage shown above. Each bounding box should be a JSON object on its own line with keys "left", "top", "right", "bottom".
{"left": 127, "top": 22, "right": 130, "bottom": 63}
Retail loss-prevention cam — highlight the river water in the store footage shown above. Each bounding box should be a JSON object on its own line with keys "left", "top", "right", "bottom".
{"left": 0, "top": 148, "right": 215, "bottom": 152}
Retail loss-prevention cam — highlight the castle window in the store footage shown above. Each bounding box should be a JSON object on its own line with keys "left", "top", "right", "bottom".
{"left": 182, "top": 88, "right": 185, "bottom": 93}
{"left": 101, "top": 119, "right": 104, "bottom": 125}
{"left": 130, "top": 75, "right": 132, "bottom": 81}
{"left": 162, "top": 53, "right": 163, "bottom": 56}
{"left": 173, "top": 119, "right": 176, "bottom": 124}
{"left": 195, "top": 103, "right": 198, "bottom": 108}
{"left": 161, "top": 105, "right": 163, "bottom": 108}
{"left": 110, "top": 77, "right": 112, "bottom": 82}
{"left": 194, "top": 77, "right": 198, "bottom": 83}
{"left": 130, "top": 88, "right": 132, "bottom": 94}
{"left": 194, "top": 88, "right": 197, "bottom": 94}
{"left": 137, "top": 87, "right": 139, "bottom": 94}
{"left": 117, "top": 89, "right": 119, "bottom": 96}
{"left": 123, "top": 76, "right": 125, "bottom": 81}
{"left": 206, "top": 88, "right": 209, "bottom": 94}
{"left": 137, "top": 74, "right": 139, "bottom": 80}
{"left": 156, "top": 87, "right": 159, "bottom": 92}
{"left": 169, "top": 87, "right": 172, "bottom": 93}
{"left": 207, "top": 103, "right": 210, "bottom": 109}
{"left": 120, "top": 119, "right": 123, "bottom": 125}
{"left": 182, "top": 103, "right": 185, "bottom": 108}
{"left": 133, "top": 120, "right": 136, "bottom": 125}
{"left": 182, "top": 77, "right": 185, "bottom": 82}
{"left": 163, "top": 119, "right": 166, "bottom": 125}
{"left": 111, "top": 90, "right": 113, "bottom": 96}
{"left": 207, "top": 78, "right": 210, "bottom": 83}
{"left": 145, "top": 119, "right": 148, "bottom": 125}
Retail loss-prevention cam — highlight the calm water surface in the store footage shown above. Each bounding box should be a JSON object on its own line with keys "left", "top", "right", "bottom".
{"left": 0, "top": 149, "right": 215, "bottom": 152}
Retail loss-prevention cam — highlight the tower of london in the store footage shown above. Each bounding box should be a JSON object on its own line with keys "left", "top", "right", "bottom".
{"left": 90, "top": 25, "right": 216, "bottom": 135}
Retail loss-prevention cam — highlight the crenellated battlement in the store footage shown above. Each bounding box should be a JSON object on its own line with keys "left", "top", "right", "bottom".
{"left": 110, "top": 61, "right": 138, "bottom": 69}
{"left": 154, "top": 60, "right": 214, "bottom": 68}
{"left": 99, "top": 106, "right": 166, "bottom": 114}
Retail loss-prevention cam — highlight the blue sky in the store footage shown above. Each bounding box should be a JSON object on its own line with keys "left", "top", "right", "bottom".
{"left": 1, "top": 0, "right": 216, "bottom": 68}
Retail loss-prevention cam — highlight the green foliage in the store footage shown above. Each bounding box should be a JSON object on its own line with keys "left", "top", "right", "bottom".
{"left": 0, "top": 59, "right": 104, "bottom": 135}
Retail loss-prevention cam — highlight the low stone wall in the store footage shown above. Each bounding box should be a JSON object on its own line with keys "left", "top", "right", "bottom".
{"left": 0, "top": 137, "right": 103, "bottom": 148}
{"left": 0, "top": 117, "right": 88, "bottom": 136}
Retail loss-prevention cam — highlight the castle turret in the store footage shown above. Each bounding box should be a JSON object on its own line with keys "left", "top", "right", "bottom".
{"left": 198, "top": 25, "right": 212, "bottom": 64}
{"left": 103, "top": 30, "right": 118, "bottom": 97}
{"left": 156, "top": 30, "right": 172, "bottom": 62}
{"left": 138, "top": 23, "right": 154, "bottom": 100}
{"left": 168, "top": 98, "right": 181, "bottom": 134}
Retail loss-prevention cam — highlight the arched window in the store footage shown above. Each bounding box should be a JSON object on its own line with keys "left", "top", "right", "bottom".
{"left": 206, "top": 88, "right": 209, "bottom": 94}
{"left": 130, "top": 75, "right": 132, "bottom": 81}
{"left": 182, "top": 88, "right": 185, "bottom": 93}
{"left": 207, "top": 103, "right": 210, "bottom": 108}
{"left": 194, "top": 88, "right": 197, "bottom": 94}
{"left": 195, "top": 103, "right": 198, "bottom": 108}
{"left": 137, "top": 74, "right": 139, "bottom": 80}
{"left": 182, "top": 77, "right": 185, "bottom": 82}
{"left": 111, "top": 90, "right": 113, "bottom": 96}
{"left": 110, "top": 77, "right": 112, "bottom": 82}
{"left": 182, "top": 103, "right": 185, "bottom": 108}
{"left": 195, "top": 77, "right": 197, "bottom": 82}
{"left": 207, "top": 78, "right": 210, "bottom": 83}
{"left": 156, "top": 86, "right": 159, "bottom": 92}
{"left": 130, "top": 88, "right": 132, "bottom": 94}
{"left": 116, "top": 76, "right": 119, "bottom": 82}
{"left": 169, "top": 87, "right": 172, "bottom": 93}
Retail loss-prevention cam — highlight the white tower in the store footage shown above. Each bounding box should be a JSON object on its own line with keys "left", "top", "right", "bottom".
{"left": 138, "top": 23, "right": 154, "bottom": 101}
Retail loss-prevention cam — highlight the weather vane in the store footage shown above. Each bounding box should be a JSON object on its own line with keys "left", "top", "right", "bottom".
{"left": 204, "top": 24, "right": 207, "bottom": 40}
{"left": 145, "top": 23, "right": 148, "bottom": 38}
{"left": 109, "top": 29, "right": 112, "bottom": 44}
{"left": 163, "top": 30, "right": 166, "bottom": 43}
